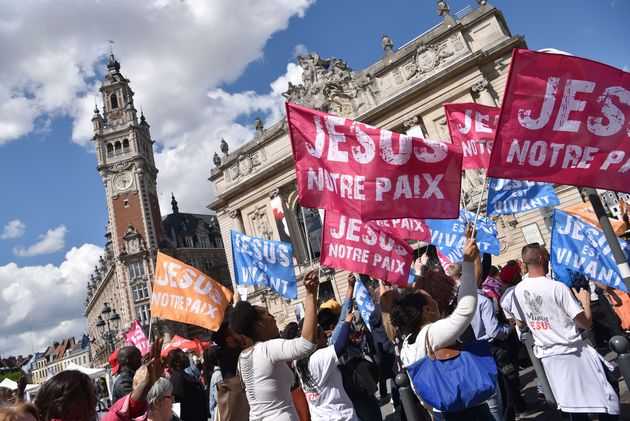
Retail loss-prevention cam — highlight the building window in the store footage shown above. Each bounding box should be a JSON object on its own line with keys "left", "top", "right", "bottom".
{"left": 123, "top": 199, "right": 129, "bottom": 208}
{"left": 138, "top": 304, "right": 150, "bottom": 325}
{"left": 106, "top": 143, "right": 114, "bottom": 158}
{"left": 122, "top": 139, "right": 130, "bottom": 153}
{"left": 128, "top": 261, "right": 145, "bottom": 280}
{"left": 110, "top": 93, "right": 118, "bottom": 109}
{"left": 199, "top": 236, "right": 210, "bottom": 248}
{"left": 132, "top": 282, "right": 149, "bottom": 302}
{"left": 185, "top": 236, "right": 194, "bottom": 248}
{"left": 114, "top": 141, "right": 122, "bottom": 155}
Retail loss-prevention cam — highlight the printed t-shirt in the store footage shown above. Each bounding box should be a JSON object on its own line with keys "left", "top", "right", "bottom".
{"left": 301, "top": 345, "right": 357, "bottom": 421}
{"left": 504, "top": 276, "right": 583, "bottom": 358}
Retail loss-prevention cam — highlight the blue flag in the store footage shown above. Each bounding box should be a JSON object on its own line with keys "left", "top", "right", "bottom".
{"left": 408, "top": 267, "right": 416, "bottom": 286}
{"left": 353, "top": 279, "right": 376, "bottom": 331}
{"left": 231, "top": 230, "right": 298, "bottom": 299}
{"left": 551, "top": 210, "right": 628, "bottom": 292}
{"left": 487, "top": 178, "right": 559, "bottom": 216}
{"left": 426, "top": 209, "right": 500, "bottom": 262}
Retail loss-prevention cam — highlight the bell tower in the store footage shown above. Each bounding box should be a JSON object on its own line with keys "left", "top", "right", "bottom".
{"left": 91, "top": 53, "right": 161, "bottom": 327}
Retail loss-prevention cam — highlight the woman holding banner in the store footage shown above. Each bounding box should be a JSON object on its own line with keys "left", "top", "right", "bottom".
{"left": 230, "top": 270, "right": 320, "bottom": 421}
{"left": 381, "top": 232, "right": 493, "bottom": 420}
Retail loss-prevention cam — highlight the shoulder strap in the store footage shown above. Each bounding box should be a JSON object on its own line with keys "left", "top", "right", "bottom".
{"left": 511, "top": 288, "right": 531, "bottom": 333}
{"left": 424, "top": 326, "right": 460, "bottom": 361}
{"left": 424, "top": 328, "right": 436, "bottom": 360}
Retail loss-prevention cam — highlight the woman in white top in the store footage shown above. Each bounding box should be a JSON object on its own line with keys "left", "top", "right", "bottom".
{"left": 381, "top": 234, "right": 491, "bottom": 420}
{"left": 230, "top": 270, "right": 319, "bottom": 421}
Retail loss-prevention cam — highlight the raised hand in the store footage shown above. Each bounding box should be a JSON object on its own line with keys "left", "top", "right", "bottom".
{"left": 304, "top": 269, "right": 319, "bottom": 295}
{"left": 463, "top": 225, "right": 479, "bottom": 263}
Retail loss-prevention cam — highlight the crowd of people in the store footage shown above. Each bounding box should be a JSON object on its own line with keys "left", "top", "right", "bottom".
{"left": 1, "top": 231, "right": 629, "bottom": 421}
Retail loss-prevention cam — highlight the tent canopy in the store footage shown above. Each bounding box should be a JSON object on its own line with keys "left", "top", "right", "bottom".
{"left": 0, "top": 378, "right": 18, "bottom": 390}
{"left": 64, "top": 363, "right": 107, "bottom": 379}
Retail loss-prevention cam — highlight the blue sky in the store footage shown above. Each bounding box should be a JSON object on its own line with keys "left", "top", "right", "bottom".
{"left": 1, "top": 0, "right": 628, "bottom": 268}
{"left": 0, "top": 0, "right": 627, "bottom": 355}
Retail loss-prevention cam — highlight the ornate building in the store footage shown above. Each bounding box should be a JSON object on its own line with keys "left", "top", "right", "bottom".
{"left": 85, "top": 55, "right": 229, "bottom": 365}
{"left": 208, "top": 2, "right": 586, "bottom": 327}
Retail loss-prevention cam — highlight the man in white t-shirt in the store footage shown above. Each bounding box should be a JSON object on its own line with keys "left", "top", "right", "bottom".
{"left": 503, "top": 244, "right": 619, "bottom": 419}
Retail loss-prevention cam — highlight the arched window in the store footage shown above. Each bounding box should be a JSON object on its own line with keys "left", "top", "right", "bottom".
{"left": 122, "top": 139, "right": 130, "bottom": 153}
{"left": 106, "top": 143, "right": 114, "bottom": 158}
{"left": 114, "top": 141, "right": 122, "bottom": 155}
{"left": 110, "top": 93, "right": 118, "bottom": 109}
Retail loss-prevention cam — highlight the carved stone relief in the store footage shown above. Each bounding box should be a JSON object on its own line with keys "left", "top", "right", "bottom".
{"left": 403, "top": 35, "right": 467, "bottom": 81}
{"left": 283, "top": 53, "right": 380, "bottom": 117}
{"left": 250, "top": 207, "right": 273, "bottom": 240}
{"left": 226, "top": 149, "right": 266, "bottom": 184}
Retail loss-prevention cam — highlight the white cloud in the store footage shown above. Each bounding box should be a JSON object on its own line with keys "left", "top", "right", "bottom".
{"left": 1, "top": 219, "right": 26, "bottom": 240}
{"left": 293, "top": 43, "right": 309, "bottom": 58}
{"left": 13, "top": 225, "right": 67, "bottom": 257}
{"left": 0, "top": 244, "right": 102, "bottom": 356}
{"left": 0, "top": 0, "right": 315, "bottom": 213}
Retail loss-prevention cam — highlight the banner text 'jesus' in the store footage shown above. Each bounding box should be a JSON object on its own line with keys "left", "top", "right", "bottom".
{"left": 287, "top": 103, "right": 462, "bottom": 220}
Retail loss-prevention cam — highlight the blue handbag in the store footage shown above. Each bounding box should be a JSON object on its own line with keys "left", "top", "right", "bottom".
{"left": 405, "top": 330, "right": 497, "bottom": 412}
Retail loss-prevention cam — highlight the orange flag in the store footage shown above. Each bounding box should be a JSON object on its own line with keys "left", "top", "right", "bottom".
{"left": 562, "top": 202, "right": 627, "bottom": 236}
{"left": 151, "top": 251, "right": 233, "bottom": 331}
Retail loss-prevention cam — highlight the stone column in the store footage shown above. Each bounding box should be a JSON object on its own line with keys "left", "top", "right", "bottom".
{"left": 227, "top": 209, "right": 244, "bottom": 294}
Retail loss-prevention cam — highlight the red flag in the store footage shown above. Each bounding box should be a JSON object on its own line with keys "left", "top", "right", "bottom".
{"left": 125, "top": 320, "right": 150, "bottom": 356}
{"left": 373, "top": 218, "right": 431, "bottom": 242}
{"left": 287, "top": 102, "right": 462, "bottom": 221}
{"left": 320, "top": 211, "right": 413, "bottom": 286}
{"left": 445, "top": 103, "right": 499, "bottom": 170}
{"left": 488, "top": 49, "right": 630, "bottom": 193}
{"left": 161, "top": 335, "right": 212, "bottom": 358}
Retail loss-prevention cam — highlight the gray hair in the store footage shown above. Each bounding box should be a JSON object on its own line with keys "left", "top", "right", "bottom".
{"left": 147, "top": 377, "right": 173, "bottom": 407}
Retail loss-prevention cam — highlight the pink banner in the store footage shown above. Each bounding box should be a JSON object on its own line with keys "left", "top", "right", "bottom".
{"left": 321, "top": 211, "right": 413, "bottom": 286}
{"left": 488, "top": 49, "right": 630, "bottom": 193}
{"left": 445, "top": 103, "right": 499, "bottom": 170}
{"left": 373, "top": 218, "right": 431, "bottom": 242}
{"left": 125, "top": 320, "right": 150, "bottom": 356}
{"left": 287, "top": 103, "right": 462, "bottom": 220}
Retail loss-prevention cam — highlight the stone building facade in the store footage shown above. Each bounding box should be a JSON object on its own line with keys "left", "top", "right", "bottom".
{"left": 32, "top": 337, "right": 91, "bottom": 384}
{"left": 85, "top": 56, "right": 229, "bottom": 365}
{"left": 208, "top": 2, "right": 593, "bottom": 328}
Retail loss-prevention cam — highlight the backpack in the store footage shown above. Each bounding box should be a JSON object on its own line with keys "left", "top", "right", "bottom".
{"left": 405, "top": 329, "right": 497, "bottom": 412}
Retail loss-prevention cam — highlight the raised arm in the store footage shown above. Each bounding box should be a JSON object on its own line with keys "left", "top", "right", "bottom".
{"left": 426, "top": 234, "right": 479, "bottom": 350}
{"left": 330, "top": 273, "right": 356, "bottom": 346}
{"left": 265, "top": 270, "right": 319, "bottom": 363}
{"left": 301, "top": 269, "right": 319, "bottom": 343}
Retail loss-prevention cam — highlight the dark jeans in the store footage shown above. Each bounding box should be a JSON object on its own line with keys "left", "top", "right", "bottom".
{"left": 441, "top": 403, "right": 495, "bottom": 421}
{"left": 351, "top": 394, "right": 383, "bottom": 421}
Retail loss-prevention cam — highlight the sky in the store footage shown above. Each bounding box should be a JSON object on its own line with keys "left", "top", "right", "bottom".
{"left": 0, "top": 0, "right": 628, "bottom": 357}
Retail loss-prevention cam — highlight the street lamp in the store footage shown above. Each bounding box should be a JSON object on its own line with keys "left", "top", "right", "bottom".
{"left": 96, "top": 302, "right": 121, "bottom": 354}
